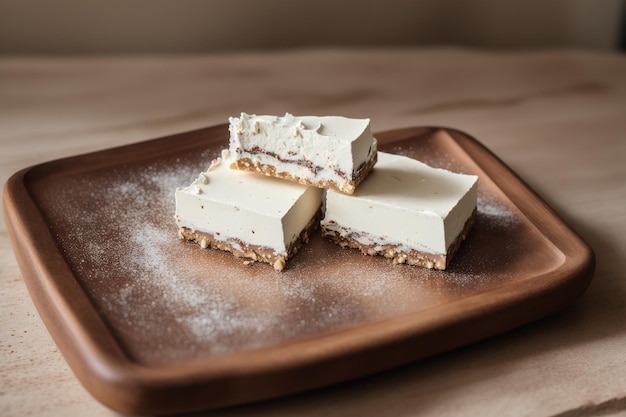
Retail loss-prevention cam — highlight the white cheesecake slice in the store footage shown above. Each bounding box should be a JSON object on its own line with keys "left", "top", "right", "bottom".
{"left": 321, "top": 152, "right": 478, "bottom": 270}
{"left": 228, "top": 113, "right": 377, "bottom": 194}
{"left": 175, "top": 150, "right": 323, "bottom": 271}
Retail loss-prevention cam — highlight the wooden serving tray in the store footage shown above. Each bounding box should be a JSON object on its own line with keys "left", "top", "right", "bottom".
{"left": 3, "top": 126, "right": 594, "bottom": 415}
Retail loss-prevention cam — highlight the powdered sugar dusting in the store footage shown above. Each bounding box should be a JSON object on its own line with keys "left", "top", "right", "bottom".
{"left": 38, "top": 143, "right": 552, "bottom": 365}
{"left": 44, "top": 159, "right": 431, "bottom": 362}
{"left": 478, "top": 192, "right": 519, "bottom": 229}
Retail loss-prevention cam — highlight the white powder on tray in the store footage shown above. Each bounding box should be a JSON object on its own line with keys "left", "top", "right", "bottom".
{"left": 46, "top": 152, "right": 524, "bottom": 365}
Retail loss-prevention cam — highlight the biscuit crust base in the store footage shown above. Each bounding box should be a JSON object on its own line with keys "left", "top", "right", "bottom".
{"left": 178, "top": 209, "right": 321, "bottom": 271}
{"left": 322, "top": 208, "right": 477, "bottom": 270}
{"left": 230, "top": 151, "right": 377, "bottom": 194}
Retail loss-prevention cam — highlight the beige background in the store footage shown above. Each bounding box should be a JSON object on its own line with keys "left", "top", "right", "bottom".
{"left": 2, "top": 0, "right": 626, "bottom": 416}
{"left": 1, "top": 47, "right": 626, "bottom": 417}
{"left": 0, "top": 0, "right": 624, "bottom": 54}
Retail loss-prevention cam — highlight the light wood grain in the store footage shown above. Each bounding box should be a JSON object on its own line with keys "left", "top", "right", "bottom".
{"left": 1, "top": 48, "right": 625, "bottom": 417}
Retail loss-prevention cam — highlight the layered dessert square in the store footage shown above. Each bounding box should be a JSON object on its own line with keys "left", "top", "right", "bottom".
{"left": 321, "top": 152, "right": 478, "bottom": 270}
{"left": 175, "top": 151, "right": 323, "bottom": 271}
{"left": 228, "top": 113, "right": 377, "bottom": 194}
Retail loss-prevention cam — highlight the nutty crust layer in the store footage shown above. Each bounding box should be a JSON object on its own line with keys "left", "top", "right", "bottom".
{"left": 178, "top": 209, "right": 321, "bottom": 271}
{"left": 230, "top": 151, "right": 377, "bottom": 194}
{"left": 321, "top": 208, "right": 477, "bottom": 270}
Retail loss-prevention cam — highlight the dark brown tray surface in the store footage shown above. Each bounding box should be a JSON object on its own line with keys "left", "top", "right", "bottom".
{"left": 3, "top": 125, "right": 594, "bottom": 415}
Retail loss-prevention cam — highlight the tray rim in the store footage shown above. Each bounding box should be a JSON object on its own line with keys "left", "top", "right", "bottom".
{"left": 2, "top": 125, "right": 595, "bottom": 415}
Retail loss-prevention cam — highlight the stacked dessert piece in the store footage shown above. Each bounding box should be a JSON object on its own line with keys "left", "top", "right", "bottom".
{"left": 175, "top": 113, "right": 478, "bottom": 271}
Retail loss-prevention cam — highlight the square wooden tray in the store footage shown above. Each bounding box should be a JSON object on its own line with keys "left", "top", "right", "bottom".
{"left": 3, "top": 125, "right": 594, "bottom": 415}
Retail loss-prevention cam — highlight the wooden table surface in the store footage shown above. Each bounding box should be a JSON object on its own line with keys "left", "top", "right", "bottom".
{"left": 1, "top": 48, "right": 625, "bottom": 417}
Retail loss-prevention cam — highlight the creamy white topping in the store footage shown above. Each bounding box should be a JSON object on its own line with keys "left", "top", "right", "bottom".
{"left": 321, "top": 152, "right": 478, "bottom": 255}
{"left": 228, "top": 113, "right": 376, "bottom": 187}
{"left": 175, "top": 151, "right": 323, "bottom": 255}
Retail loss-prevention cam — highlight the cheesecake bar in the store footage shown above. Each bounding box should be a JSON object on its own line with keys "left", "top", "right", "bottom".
{"left": 175, "top": 151, "right": 323, "bottom": 270}
{"left": 228, "top": 113, "right": 377, "bottom": 194}
{"left": 321, "top": 152, "right": 478, "bottom": 270}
